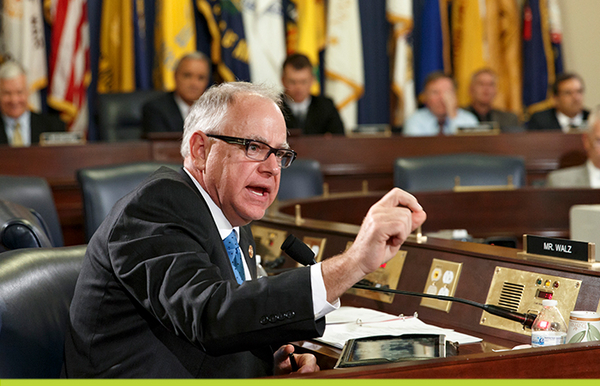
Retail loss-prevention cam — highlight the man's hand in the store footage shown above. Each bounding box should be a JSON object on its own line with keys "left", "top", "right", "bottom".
{"left": 442, "top": 88, "right": 458, "bottom": 118}
{"left": 273, "top": 344, "right": 320, "bottom": 375}
{"left": 322, "top": 188, "right": 426, "bottom": 302}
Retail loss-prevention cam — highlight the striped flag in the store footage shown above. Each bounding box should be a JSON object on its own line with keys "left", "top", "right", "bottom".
{"left": 46, "top": 0, "right": 91, "bottom": 135}
{"left": 387, "top": 0, "right": 416, "bottom": 127}
{"left": 0, "top": 0, "right": 47, "bottom": 112}
{"left": 242, "top": 0, "right": 285, "bottom": 90}
{"left": 153, "top": 0, "right": 196, "bottom": 90}
{"left": 324, "top": 0, "right": 363, "bottom": 132}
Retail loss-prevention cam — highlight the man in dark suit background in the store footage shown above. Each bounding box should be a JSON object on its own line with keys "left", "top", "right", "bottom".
{"left": 527, "top": 73, "right": 590, "bottom": 132}
{"left": 0, "top": 61, "right": 65, "bottom": 146}
{"left": 280, "top": 53, "right": 344, "bottom": 135}
{"left": 142, "top": 51, "right": 211, "bottom": 135}
{"left": 63, "top": 82, "right": 426, "bottom": 378}
{"left": 465, "top": 68, "right": 523, "bottom": 132}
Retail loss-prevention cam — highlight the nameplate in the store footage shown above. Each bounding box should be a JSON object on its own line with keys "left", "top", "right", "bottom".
{"left": 524, "top": 234, "right": 594, "bottom": 263}
{"left": 456, "top": 123, "right": 500, "bottom": 136}
{"left": 39, "top": 132, "right": 86, "bottom": 146}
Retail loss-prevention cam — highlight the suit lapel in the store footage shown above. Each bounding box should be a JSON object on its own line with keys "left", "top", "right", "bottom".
{"left": 177, "top": 168, "right": 258, "bottom": 281}
{"left": 0, "top": 119, "right": 8, "bottom": 145}
{"left": 239, "top": 226, "right": 257, "bottom": 280}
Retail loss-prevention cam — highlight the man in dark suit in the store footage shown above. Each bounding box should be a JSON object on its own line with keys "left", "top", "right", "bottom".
{"left": 527, "top": 73, "right": 590, "bottom": 132}
{"left": 0, "top": 61, "right": 65, "bottom": 146}
{"left": 63, "top": 82, "right": 426, "bottom": 378}
{"left": 280, "top": 53, "right": 344, "bottom": 135}
{"left": 142, "top": 52, "right": 211, "bottom": 135}
{"left": 465, "top": 68, "right": 523, "bottom": 133}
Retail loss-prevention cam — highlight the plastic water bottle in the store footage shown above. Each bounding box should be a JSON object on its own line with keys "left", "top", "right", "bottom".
{"left": 531, "top": 299, "right": 567, "bottom": 347}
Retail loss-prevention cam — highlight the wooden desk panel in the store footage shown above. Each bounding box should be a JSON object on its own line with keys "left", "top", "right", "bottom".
{"left": 279, "top": 188, "right": 600, "bottom": 241}
{"left": 0, "top": 142, "right": 153, "bottom": 245}
{"left": 0, "top": 132, "right": 588, "bottom": 245}
{"left": 257, "top": 195, "right": 600, "bottom": 378}
{"left": 287, "top": 132, "right": 586, "bottom": 191}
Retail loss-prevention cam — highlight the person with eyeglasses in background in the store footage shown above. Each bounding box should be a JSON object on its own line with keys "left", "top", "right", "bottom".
{"left": 546, "top": 107, "right": 600, "bottom": 188}
{"left": 63, "top": 82, "right": 426, "bottom": 378}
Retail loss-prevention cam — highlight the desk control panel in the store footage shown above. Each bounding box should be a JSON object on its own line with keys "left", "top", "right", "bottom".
{"left": 480, "top": 267, "right": 581, "bottom": 335}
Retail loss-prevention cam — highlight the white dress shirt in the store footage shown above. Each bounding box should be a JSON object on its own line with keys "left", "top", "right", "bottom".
{"left": 556, "top": 111, "right": 584, "bottom": 133}
{"left": 287, "top": 96, "right": 311, "bottom": 121}
{"left": 183, "top": 168, "right": 338, "bottom": 319}
{"left": 2, "top": 111, "right": 31, "bottom": 146}
{"left": 586, "top": 160, "right": 600, "bottom": 188}
{"left": 174, "top": 93, "right": 191, "bottom": 120}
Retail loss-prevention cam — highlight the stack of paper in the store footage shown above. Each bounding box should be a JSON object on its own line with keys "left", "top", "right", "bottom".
{"left": 317, "top": 306, "right": 482, "bottom": 349}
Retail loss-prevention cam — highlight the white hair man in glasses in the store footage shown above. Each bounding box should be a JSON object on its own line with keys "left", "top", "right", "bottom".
{"left": 546, "top": 109, "right": 600, "bottom": 188}
{"left": 64, "top": 82, "right": 426, "bottom": 378}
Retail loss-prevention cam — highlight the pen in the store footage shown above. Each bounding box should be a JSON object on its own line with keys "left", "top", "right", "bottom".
{"left": 289, "top": 352, "right": 299, "bottom": 371}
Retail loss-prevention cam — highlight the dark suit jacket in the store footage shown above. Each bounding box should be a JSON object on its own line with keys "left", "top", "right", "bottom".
{"left": 0, "top": 112, "right": 65, "bottom": 145}
{"left": 142, "top": 92, "right": 185, "bottom": 134}
{"left": 63, "top": 167, "right": 324, "bottom": 378}
{"left": 281, "top": 95, "right": 344, "bottom": 135}
{"left": 465, "top": 106, "right": 523, "bottom": 133}
{"left": 527, "top": 107, "right": 590, "bottom": 131}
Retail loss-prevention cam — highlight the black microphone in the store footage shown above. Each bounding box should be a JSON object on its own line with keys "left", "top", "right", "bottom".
{"left": 281, "top": 234, "right": 537, "bottom": 329}
{"left": 281, "top": 234, "right": 317, "bottom": 266}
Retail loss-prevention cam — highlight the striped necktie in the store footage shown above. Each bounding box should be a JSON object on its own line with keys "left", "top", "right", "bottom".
{"left": 12, "top": 121, "right": 24, "bottom": 147}
{"left": 224, "top": 230, "right": 245, "bottom": 284}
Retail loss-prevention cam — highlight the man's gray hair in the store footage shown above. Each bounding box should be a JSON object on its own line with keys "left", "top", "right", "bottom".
{"left": 180, "top": 82, "right": 282, "bottom": 158}
{"left": 0, "top": 61, "right": 26, "bottom": 80}
{"left": 175, "top": 51, "right": 210, "bottom": 74}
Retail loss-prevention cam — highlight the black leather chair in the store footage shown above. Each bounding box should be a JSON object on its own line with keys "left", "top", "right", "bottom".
{"left": 97, "top": 90, "right": 164, "bottom": 142}
{"left": 0, "top": 175, "right": 63, "bottom": 247}
{"left": 393, "top": 153, "right": 526, "bottom": 192}
{"left": 278, "top": 159, "right": 324, "bottom": 201}
{"left": 0, "top": 244, "right": 86, "bottom": 378}
{"left": 0, "top": 200, "right": 53, "bottom": 252}
{"left": 77, "top": 162, "right": 181, "bottom": 241}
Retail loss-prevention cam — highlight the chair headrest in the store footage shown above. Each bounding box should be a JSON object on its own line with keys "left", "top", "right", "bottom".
{"left": 0, "top": 200, "right": 53, "bottom": 251}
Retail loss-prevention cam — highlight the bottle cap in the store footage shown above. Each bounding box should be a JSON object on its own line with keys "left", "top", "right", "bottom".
{"left": 542, "top": 299, "right": 558, "bottom": 307}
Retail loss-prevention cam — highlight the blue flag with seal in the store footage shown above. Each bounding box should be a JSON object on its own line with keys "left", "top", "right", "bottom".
{"left": 196, "top": 0, "right": 250, "bottom": 82}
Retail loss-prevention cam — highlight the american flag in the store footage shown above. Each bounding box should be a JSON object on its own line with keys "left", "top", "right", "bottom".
{"left": 46, "top": 0, "right": 90, "bottom": 135}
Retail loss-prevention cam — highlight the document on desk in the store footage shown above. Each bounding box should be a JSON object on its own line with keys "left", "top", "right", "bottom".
{"left": 316, "top": 306, "right": 482, "bottom": 349}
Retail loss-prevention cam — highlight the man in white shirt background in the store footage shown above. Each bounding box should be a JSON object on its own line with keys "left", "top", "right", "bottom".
{"left": 0, "top": 61, "right": 65, "bottom": 146}
{"left": 403, "top": 72, "right": 478, "bottom": 136}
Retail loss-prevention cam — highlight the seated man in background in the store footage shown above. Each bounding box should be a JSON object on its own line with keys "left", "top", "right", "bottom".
{"left": 403, "top": 72, "right": 478, "bottom": 136}
{"left": 0, "top": 61, "right": 65, "bottom": 146}
{"left": 63, "top": 82, "right": 426, "bottom": 378}
{"left": 546, "top": 109, "right": 600, "bottom": 188}
{"left": 465, "top": 68, "right": 522, "bottom": 132}
{"left": 527, "top": 73, "right": 590, "bottom": 132}
{"left": 280, "top": 53, "right": 344, "bottom": 135}
{"left": 142, "top": 51, "right": 211, "bottom": 135}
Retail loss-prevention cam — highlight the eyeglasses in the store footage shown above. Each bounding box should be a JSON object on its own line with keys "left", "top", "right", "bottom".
{"left": 206, "top": 134, "right": 297, "bottom": 169}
